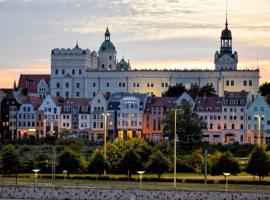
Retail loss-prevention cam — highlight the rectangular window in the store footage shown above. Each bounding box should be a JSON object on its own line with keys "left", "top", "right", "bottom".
{"left": 249, "top": 80, "right": 252, "bottom": 86}
{"left": 226, "top": 80, "right": 229, "bottom": 86}
{"left": 231, "top": 80, "right": 234, "bottom": 86}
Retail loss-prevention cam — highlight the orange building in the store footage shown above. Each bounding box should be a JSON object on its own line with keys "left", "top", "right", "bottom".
{"left": 142, "top": 97, "right": 178, "bottom": 142}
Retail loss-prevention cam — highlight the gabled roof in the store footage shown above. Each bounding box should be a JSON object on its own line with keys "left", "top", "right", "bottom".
{"left": 62, "top": 98, "right": 92, "bottom": 106}
{"left": 61, "top": 98, "right": 92, "bottom": 114}
{"left": 223, "top": 91, "right": 248, "bottom": 106}
{"left": 23, "top": 96, "right": 42, "bottom": 110}
{"left": 108, "top": 92, "right": 148, "bottom": 111}
{"left": 144, "top": 96, "right": 178, "bottom": 114}
{"left": 194, "top": 96, "right": 223, "bottom": 112}
{"left": 18, "top": 74, "right": 50, "bottom": 93}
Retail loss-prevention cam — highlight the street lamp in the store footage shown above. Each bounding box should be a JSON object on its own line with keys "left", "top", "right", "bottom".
{"left": 102, "top": 112, "right": 110, "bottom": 175}
{"left": 136, "top": 171, "right": 145, "bottom": 190}
{"left": 223, "top": 172, "right": 231, "bottom": 192}
{"left": 32, "top": 169, "right": 40, "bottom": 187}
{"left": 171, "top": 108, "right": 183, "bottom": 189}
{"left": 255, "top": 115, "right": 264, "bottom": 145}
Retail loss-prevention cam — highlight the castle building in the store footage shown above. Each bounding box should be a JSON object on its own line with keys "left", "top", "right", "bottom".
{"left": 50, "top": 20, "right": 260, "bottom": 99}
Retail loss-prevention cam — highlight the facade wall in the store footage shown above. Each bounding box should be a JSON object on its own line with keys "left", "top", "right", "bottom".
{"left": 51, "top": 70, "right": 259, "bottom": 99}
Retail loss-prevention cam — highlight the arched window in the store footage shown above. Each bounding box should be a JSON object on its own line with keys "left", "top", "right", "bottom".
{"left": 55, "top": 69, "right": 58, "bottom": 75}
{"left": 62, "top": 69, "right": 65, "bottom": 75}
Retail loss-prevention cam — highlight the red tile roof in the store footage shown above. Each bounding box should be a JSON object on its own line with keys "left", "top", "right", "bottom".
{"left": 18, "top": 74, "right": 50, "bottom": 93}
{"left": 23, "top": 96, "right": 42, "bottom": 109}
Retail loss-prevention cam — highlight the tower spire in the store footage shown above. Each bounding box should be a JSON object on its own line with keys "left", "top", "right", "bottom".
{"left": 105, "top": 27, "right": 110, "bottom": 41}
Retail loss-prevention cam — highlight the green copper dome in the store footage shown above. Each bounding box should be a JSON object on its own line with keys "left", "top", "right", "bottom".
{"left": 99, "top": 27, "right": 116, "bottom": 53}
{"left": 116, "top": 58, "right": 131, "bottom": 71}
{"left": 99, "top": 40, "right": 116, "bottom": 53}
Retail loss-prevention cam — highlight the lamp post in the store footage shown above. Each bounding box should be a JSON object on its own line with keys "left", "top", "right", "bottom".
{"left": 136, "top": 171, "right": 145, "bottom": 190}
{"left": 102, "top": 112, "right": 110, "bottom": 175}
{"left": 223, "top": 172, "right": 231, "bottom": 192}
{"left": 171, "top": 108, "right": 182, "bottom": 189}
{"left": 255, "top": 115, "right": 264, "bottom": 145}
{"left": 32, "top": 169, "right": 40, "bottom": 187}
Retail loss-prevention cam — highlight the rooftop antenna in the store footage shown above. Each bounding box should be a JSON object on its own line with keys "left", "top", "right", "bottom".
{"left": 225, "top": 0, "right": 228, "bottom": 28}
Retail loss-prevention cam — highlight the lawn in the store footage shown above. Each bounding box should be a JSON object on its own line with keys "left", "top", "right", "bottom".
{"left": 1, "top": 173, "right": 270, "bottom": 192}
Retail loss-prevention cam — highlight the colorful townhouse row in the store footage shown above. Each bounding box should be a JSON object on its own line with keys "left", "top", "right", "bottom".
{"left": 0, "top": 75, "right": 269, "bottom": 144}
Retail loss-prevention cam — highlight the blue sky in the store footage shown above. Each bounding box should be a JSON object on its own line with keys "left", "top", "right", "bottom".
{"left": 0, "top": 0, "right": 270, "bottom": 87}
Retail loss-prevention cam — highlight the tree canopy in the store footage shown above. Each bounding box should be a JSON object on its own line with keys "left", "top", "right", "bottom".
{"left": 1, "top": 144, "right": 20, "bottom": 174}
{"left": 246, "top": 145, "right": 270, "bottom": 181}
{"left": 163, "top": 104, "right": 206, "bottom": 148}
{"left": 58, "top": 148, "right": 86, "bottom": 176}
{"left": 198, "top": 85, "right": 216, "bottom": 97}
{"left": 88, "top": 149, "right": 110, "bottom": 176}
{"left": 211, "top": 151, "right": 241, "bottom": 175}
{"left": 147, "top": 150, "right": 171, "bottom": 179}
{"left": 259, "top": 82, "right": 270, "bottom": 97}
{"left": 162, "top": 85, "right": 186, "bottom": 97}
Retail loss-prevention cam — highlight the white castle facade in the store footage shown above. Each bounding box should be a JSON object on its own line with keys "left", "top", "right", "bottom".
{"left": 50, "top": 20, "right": 260, "bottom": 99}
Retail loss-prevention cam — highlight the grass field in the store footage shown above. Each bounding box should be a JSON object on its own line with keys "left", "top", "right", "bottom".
{"left": 1, "top": 173, "right": 270, "bottom": 192}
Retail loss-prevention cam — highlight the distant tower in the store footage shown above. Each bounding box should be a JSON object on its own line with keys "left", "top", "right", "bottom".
{"left": 98, "top": 27, "right": 117, "bottom": 70}
{"left": 214, "top": 7, "right": 238, "bottom": 71}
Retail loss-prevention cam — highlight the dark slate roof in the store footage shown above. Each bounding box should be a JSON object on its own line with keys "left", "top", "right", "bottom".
{"left": 61, "top": 98, "right": 92, "bottom": 114}
{"left": 194, "top": 96, "right": 223, "bottom": 112}
{"left": 108, "top": 92, "right": 148, "bottom": 111}
{"left": 144, "top": 97, "right": 178, "bottom": 114}
{"left": 223, "top": 91, "right": 248, "bottom": 106}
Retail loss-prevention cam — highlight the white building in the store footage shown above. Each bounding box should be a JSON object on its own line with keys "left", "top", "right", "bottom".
{"left": 195, "top": 91, "right": 252, "bottom": 144}
{"left": 16, "top": 96, "right": 41, "bottom": 138}
{"left": 50, "top": 21, "right": 260, "bottom": 99}
{"left": 90, "top": 92, "right": 109, "bottom": 141}
{"left": 38, "top": 95, "right": 62, "bottom": 136}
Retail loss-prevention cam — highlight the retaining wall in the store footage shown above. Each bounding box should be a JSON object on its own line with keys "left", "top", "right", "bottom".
{"left": 0, "top": 186, "right": 270, "bottom": 200}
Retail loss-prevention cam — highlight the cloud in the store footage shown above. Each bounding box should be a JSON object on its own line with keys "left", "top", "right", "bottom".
{"left": 0, "top": 0, "right": 270, "bottom": 87}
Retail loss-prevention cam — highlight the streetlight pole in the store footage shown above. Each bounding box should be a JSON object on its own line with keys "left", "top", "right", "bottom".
{"left": 255, "top": 115, "right": 264, "bottom": 146}
{"left": 172, "top": 108, "right": 182, "bottom": 189}
{"left": 102, "top": 112, "right": 110, "bottom": 175}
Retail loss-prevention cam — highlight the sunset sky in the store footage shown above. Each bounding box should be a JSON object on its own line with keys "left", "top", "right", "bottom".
{"left": 0, "top": 0, "right": 270, "bottom": 87}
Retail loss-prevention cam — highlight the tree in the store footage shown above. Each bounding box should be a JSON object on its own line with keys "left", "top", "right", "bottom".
{"left": 107, "top": 138, "right": 151, "bottom": 172}
{"left": 118, "top": 149, "right": 142, "bottom": 178}
{"left": 126, "top": 138, "right": 152, "bottom": 163}
{"left": 163, "top": 104, "right": 206, "bottom": 148}
{"left": 88, "top": 149, "right": 110, "bottom": 176}
{"left": 1, "top": 145, "right": 20, "bottom": 174}
{"left": 58, "top": 148, "right": 86, "bottom": 177}
{"left": 147, "top": 151, "right": 171, "bottom": 179}
{"left": 259, "top": 82, "right": 270, "bottom": 97}
{"left": 211, "top": 151, "right": 241, "bottom": 175}
{"left": 246, "top": 145, "right": 270, "bottom": 181}
{"left": 198, "top": 85, "right": 216, "bottom": 97}
{"left": 153, "top": 141, "right": 173, "bottom": 157}
{"left": 162, "top": 85, "right": 186, "bottom": 97}
{"left": 187, "top": 149, "right": 204, "bottom": 173}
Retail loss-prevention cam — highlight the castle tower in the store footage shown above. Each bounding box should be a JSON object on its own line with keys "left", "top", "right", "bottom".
{"left": 98, "top": 27, "right": 117, "bottom": 70}
{"left": 214, "top": 12, "right": 238, "bottom": 70}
